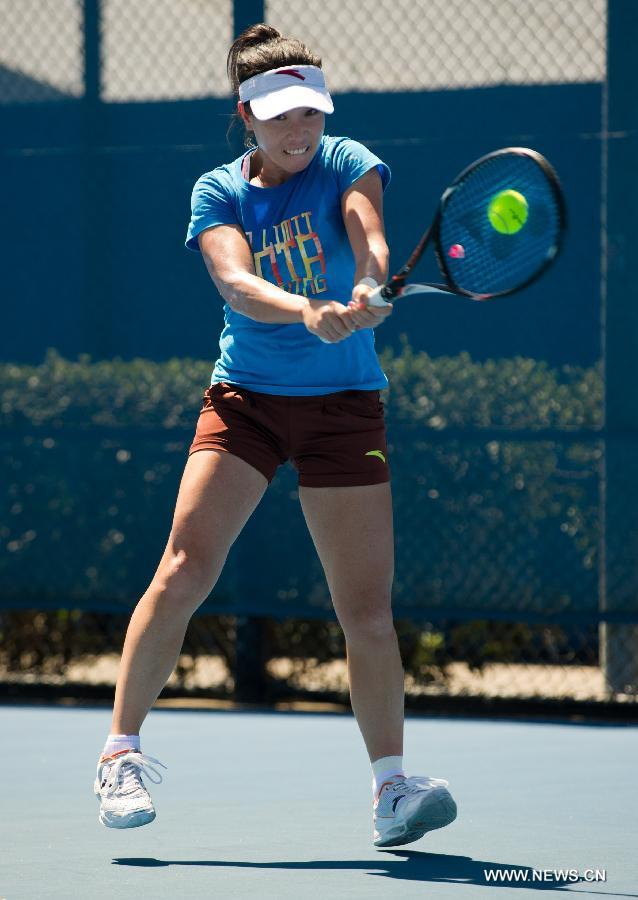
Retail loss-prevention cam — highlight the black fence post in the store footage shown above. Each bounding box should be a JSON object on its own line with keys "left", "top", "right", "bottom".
{"left": 233, "top": 1, "right": 266, "bottom": 37}
{"left": 230, "top": 0, "right": 268, "bottom": 704}
{"left": 234, "top": 614, "right": 268, "bottom": 703}
{"left": 601, "top": 0, "right": 638, "bottom": 693}
{"left": 81, "top": 0, "right": 110, "bottom": 359}
{"left": 232, "top": 498, "right": 269, "bottom": 703}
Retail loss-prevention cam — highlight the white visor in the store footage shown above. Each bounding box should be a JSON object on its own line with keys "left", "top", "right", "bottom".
{"left": 238, "top": 65, "right": 334, "bottom": 121}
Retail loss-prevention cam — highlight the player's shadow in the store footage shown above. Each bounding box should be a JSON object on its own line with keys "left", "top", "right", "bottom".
{"left": 113, "top": 853, "right": 634, "bottom": 895}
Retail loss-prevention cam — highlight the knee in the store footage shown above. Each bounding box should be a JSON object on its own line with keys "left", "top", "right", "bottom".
{"left": 154, "top": 547, "right": 220, "bottom": 608}
{"left": 336, "top": 592, "right": 396, "bottom": 643}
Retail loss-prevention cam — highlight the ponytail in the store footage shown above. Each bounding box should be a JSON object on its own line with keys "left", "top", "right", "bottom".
{"left": 226, "top": 23, "right": 322, "bottom": 146}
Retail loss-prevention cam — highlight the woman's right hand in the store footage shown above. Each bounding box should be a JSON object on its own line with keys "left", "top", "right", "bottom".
{"left": 302, "top": 300, "right": 357, "bottom": 343}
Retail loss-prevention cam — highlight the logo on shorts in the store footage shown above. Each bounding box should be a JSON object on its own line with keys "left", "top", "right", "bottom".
{"left": 365, "top": 450, "right": 386, "bottom": 463}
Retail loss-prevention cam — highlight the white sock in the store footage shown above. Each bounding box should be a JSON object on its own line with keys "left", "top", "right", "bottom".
{"left": 372, "top": 755, "right": 405, "bottom": 795}
{"left": 102, "top": 733, "right": 141, "bottom": 759}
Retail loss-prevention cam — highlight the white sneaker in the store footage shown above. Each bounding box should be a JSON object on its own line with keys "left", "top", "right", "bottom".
{"left": 373, "top": 775, "right": 457, "bottom": 848}
{"left": 94, "top": 749, "right": 167, "bottom": 829}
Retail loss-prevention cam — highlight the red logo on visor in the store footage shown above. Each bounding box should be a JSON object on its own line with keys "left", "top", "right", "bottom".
{"left": 276, "top": 69, "right": 305, "bottom": 80}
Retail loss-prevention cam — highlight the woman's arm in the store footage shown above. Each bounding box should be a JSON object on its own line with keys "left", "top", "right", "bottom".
{"left": 341, "top": 169, "right": 393, "bottom": 326}
{"left": 342, "top": 167, "right": 390, "bottom": 288}
{"left": 198, "top": 224, "right": 306, "bottom": 323}
{"left": 198, "top": 224, "right": 354, "bottom": 342}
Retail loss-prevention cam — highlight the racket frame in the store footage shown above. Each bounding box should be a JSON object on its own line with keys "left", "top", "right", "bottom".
{"left": 379, "top": 146, "right": 567, "bottom": 303}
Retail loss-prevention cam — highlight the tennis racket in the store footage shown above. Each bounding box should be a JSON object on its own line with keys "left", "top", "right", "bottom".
{"left": 365, "top": 146, "right": 566, "bottom": 308}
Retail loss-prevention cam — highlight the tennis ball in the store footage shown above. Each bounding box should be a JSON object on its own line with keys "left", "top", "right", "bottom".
{"left": 487, "top": 189, "right": 529, "bottom": 235}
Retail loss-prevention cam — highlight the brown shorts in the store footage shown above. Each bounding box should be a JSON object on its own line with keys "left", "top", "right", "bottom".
{"left": 188, "top": 382, "right": 390, "bottom": 487}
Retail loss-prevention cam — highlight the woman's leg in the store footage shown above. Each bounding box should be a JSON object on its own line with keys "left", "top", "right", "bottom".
{"left": 110, "top": 449, "right": 268, "bottom": 735}
{"left": 298, "top": 482, "right": 402, "bottom": 761}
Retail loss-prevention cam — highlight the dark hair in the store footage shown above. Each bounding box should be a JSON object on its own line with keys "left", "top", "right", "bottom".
{"left": 226, "top": 23, "right": 322, "bottom": 146}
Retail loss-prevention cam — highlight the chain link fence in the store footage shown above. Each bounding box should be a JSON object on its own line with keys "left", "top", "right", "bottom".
{"left": 0, "top": 609, "right": 620, "bottom": 708}
{"left": 1, "top": 350, "right": 636, "bottom": 708}
{"left": 0, "top": 0, "right": 83, "bottom": 104}
{"left": 0, "top": 0, "right": 605, "bottom": 105}
{"left": 2, "top": 2, "right": 634, "bottom": 714}
{"left": 269, "top": 0, "right": 606, "bottom": 91}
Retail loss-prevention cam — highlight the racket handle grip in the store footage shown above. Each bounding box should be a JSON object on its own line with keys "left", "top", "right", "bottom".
{"left": 366, "top": 286, "right": 392, "bottom": 308}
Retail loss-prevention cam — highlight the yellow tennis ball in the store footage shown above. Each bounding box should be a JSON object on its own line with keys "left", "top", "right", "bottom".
{"left": 487, "top": 189, "right": 529, "bottom": 235}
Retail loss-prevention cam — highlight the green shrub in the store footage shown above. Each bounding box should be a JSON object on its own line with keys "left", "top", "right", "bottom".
{"left": 0, "top": 344, "right": 603, "bottom": 679}
{"left": 0, "top": 341, "right": 602, "bottom": 430}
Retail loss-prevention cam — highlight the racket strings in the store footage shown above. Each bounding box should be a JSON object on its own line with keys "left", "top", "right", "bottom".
{"left": 438, "top": 153, "right": 563, "bottom": 296}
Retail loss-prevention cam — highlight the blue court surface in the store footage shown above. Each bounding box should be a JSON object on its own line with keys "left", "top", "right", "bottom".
{"left": 2, "top": 705, "right": 636, "bottom": 899}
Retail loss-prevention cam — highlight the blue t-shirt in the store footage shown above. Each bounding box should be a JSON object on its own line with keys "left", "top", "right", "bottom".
{"left": 185, "top": 135, "right": 391, "bottom": 395}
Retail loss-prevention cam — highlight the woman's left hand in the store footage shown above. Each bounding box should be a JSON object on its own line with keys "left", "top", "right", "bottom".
{"left": 344, "top": 283, "right": 393, "bottom": 330}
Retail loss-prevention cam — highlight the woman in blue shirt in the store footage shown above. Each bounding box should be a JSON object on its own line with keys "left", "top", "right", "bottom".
{"left": 94, "top": 22, "right": 456, "bottom": 849}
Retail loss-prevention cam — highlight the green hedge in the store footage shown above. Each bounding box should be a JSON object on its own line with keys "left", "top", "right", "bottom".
{"left": 0, "top": 345, "right": 603, "bottom": 680}
{"left": 380, "top": 340, "right": 601, "bottom": 429}
{"left": 0, "top": 342, "right": 602, "bottom": 430}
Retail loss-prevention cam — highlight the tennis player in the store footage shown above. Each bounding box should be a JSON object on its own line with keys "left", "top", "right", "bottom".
{"left": 94, "top": 23, "right": 457, "bottom": 849}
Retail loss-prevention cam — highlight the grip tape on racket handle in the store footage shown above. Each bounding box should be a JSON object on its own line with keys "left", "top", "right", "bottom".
{"left": 366, "top": 285, "right": 392, "bottom": 307}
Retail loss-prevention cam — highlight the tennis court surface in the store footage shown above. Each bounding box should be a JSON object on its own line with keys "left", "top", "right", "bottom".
{"left": 2, "top": 704, "right": 636, "bottom": 899}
